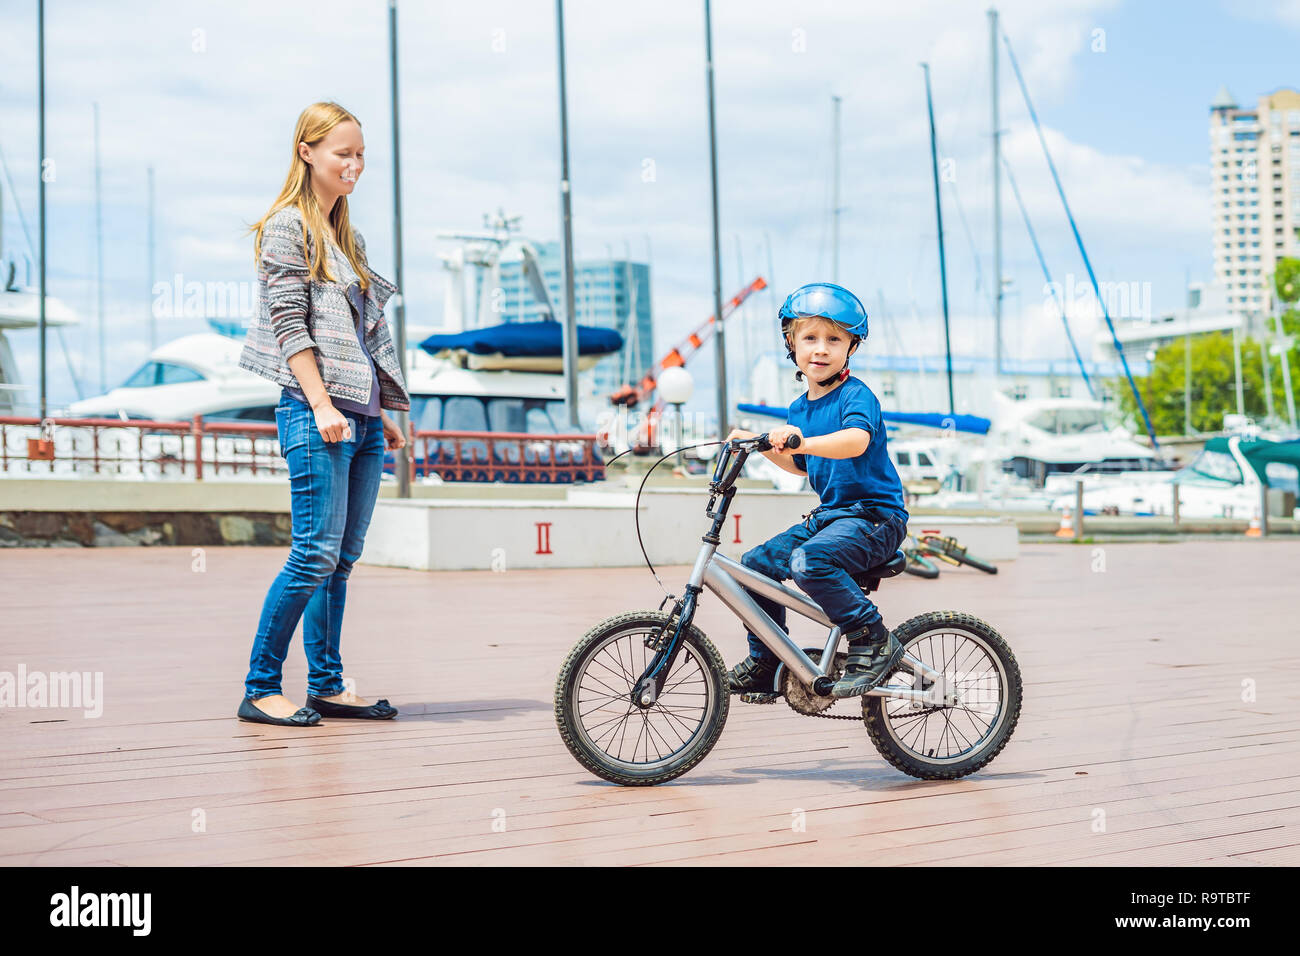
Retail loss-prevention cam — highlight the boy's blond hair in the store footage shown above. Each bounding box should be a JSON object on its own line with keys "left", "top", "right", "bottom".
{"left": 783, "top": 314, "right": 861, "bottom": 347}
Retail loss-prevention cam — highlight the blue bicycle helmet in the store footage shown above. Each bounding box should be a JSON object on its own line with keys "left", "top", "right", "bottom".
{"left": 779, "top": 282, "right": 868, "bottom": 385}
{"left": 779, "top": 282, "right": 869, "bottom": 339}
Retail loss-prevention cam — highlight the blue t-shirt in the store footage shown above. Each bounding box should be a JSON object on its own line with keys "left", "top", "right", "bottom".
{"left": 787, "top": 375, "right": 908, "bottom": 520}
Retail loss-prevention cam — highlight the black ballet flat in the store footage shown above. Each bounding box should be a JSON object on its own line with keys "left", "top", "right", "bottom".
{"left": 305, "top": 694, "right": 398, "bottom": 720}
{"left": 237, "top": 697, "right": 323, "bottom": 726}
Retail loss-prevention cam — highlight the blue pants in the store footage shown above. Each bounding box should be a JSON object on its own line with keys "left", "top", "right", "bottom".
{"left": 740, "top": 503, "right": 908, "bottom": 663}
{"left": 244, "top": 397, "right": 385, "bottom": 699}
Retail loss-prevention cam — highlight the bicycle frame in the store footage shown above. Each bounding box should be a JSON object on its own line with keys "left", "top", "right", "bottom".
{"left": 637, "top": 437, "right": 956, "bottom": 708}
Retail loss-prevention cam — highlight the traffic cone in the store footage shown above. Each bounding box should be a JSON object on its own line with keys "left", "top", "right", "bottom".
{"left": 1055, "top": 506, "right": 1075, "bottom": 538}
{"left": 1245, "top": 507, "right": 1262, "bottom": 537}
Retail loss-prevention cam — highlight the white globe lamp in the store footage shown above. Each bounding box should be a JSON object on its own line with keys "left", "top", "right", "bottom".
{"left": 657, "top": 366, "right": 694, "bottom": 465}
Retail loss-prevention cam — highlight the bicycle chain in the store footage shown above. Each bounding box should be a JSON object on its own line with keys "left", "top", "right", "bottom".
{"left": 811, "top": 702, "right": 953, "bottom": 720}
{"left": 739, "top": 693, "right": 951, "bottom": 720}
{"left": 741, "top": 649, "right": 953, "bottom": 720}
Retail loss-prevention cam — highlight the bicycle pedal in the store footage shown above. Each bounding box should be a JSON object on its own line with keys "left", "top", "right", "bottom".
{"left": 738, "top": 691, "right": 782, "bottom": 705}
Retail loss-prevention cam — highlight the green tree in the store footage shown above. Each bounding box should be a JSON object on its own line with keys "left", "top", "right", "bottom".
{"left": 1275, "top": 256, "right": 1300, "bottom": 308}
{"left": 1274, "top": 256, "right": 1300, "bottom": 340}
{"left": 1113, "top": 331, "right": 1300, "bottom": 435}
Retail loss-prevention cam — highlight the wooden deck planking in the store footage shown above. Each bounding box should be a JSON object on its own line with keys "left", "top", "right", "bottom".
{"left": 2, "top": 539, "right": 1298, "bottom": 865}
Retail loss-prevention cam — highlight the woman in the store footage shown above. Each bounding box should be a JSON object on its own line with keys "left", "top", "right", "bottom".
{"left": 236, "top": 102, "right": 409, "bottom": 727}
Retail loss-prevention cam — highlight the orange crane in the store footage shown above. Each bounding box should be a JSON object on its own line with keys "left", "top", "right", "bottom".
{"left": 607, "top": 276, "right": 767, "bottom": 451}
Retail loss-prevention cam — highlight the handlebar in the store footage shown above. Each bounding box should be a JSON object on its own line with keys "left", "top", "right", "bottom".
{"left": 709, "top": 431, "right": 801, "bottom": 493}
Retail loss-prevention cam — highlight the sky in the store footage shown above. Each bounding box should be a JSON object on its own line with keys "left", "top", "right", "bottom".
{"left": 1, "top": 0, "right": 1299, "bottom": 416}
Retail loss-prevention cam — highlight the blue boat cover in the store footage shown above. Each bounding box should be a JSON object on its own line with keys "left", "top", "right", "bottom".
{"left": 419, "top": 320, "right": 623, "bottom": 357}
{"left": 737, "top": 402, "right": 991, "bottom": 435}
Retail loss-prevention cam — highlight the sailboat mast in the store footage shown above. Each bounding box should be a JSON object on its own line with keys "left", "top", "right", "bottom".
{"left": 147, "top": 166, "right": 156, "bottom": 353}
{"left": 922, "top": 63, "right": 955, "bottom": 415}
{"left": 94, "top": 102, "right": 104, "bottom": 393}
{"left": 990, "top": 7, "right": 1002, "bottom": 376}
{"left": 388, "top": 0, "right": 411, "bottom": 497}
{"left": 555, "top": 0, "right": 580, "bottom": 429}
{"left": 832, "top": 95, "right": 841, "bottom": 283}
{"left": 704, "top": 0, "right": 729, "bottom": 438}
{"left": 38, "top": 0, "right": 47, "bottom": 420}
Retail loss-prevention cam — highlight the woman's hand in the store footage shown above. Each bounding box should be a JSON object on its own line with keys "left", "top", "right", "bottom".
{"left": 766, "top": 424, "right": 804, "bottom": 454}
{"left": 725, "top": 428, "right": 756, "bottom": 443}
{"left": 381, "top": 413, "right": 407, "bottom": 451}
{"left": 311, "top": 400, "right": 352, "bottom": 443}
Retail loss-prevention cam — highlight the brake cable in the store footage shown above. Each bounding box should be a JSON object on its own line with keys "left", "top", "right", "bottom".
{"left": 638, "top": 441, "right": 725, "bottom": 605}
{"left": 600, "top": 440, "right": 726, "bottom": 606}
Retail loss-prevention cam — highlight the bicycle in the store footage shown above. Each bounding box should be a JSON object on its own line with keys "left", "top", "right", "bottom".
{"left": 554, "top": 433, "right": 1023, "bottom": 786}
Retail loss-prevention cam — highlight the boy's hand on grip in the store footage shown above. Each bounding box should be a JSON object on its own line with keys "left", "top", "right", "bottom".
{"left": 767, "top": 424, "right": 803, "bottom": 454}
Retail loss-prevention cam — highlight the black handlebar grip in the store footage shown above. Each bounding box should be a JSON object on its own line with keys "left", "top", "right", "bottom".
{"left": 786, "top": 434, "right": 801, "bottom": 449}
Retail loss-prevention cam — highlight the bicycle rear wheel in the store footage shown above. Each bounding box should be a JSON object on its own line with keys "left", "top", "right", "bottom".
{"left": 555, "top": 611, "right": 729, "bottom": 786}
{"left": 864, "top": 611, "right": 1021, "bottom": 780}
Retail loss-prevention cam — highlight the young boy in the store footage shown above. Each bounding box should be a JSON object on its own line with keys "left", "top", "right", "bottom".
{"left": 725, "top": 282, "right": 910, "bottom": 699}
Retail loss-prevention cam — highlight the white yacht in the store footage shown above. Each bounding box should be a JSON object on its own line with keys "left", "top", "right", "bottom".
{"left": 0, "top": 283, "right": 79, "bottom": 416}
{"left": 913, "top": 394, "right": 1175, "bottom": 511}
{"left": 68, "top": 333, "right": 280, "bottom": 422}
{"left": 1048, "top": 435, "right": 1300, "bottom": 519}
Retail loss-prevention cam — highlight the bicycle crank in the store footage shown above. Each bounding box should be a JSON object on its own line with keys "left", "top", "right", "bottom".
{"left": 782, "top": 649, "right": 847, "bottom": 717}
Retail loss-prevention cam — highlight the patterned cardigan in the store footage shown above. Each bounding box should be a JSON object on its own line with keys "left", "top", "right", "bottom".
{"left": 238, "top": 204, "right": 410, "bottom": 412}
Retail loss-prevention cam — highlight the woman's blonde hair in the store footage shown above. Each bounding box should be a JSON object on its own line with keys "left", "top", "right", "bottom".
{"left": 248, "top": 101, "right": 369, "bottom": 291}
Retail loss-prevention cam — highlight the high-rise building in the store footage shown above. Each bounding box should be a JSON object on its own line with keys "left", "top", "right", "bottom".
{"left": 477, "top": 241, "right": 653, "bottom": 400}
{"left": 1210, "top": 86, "right": 1300, "bottom": 323}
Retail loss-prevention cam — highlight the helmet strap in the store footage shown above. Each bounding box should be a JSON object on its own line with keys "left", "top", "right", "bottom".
{"left": 815, "top": 365, "right": 847, "bottom": 387}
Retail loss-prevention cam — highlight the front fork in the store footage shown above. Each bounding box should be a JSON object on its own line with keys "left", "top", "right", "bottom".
{"left": 631, "top": 483, "right": 733, "bottom": 708}
{"left": 631, "top": 587, "right": 701, "bottom": 708}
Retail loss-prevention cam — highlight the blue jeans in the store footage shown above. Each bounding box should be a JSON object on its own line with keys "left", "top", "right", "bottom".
{"left": 244, "top": 398, "right": 385, "bottom": 699}
{"left": 740, "top": 503, "right": 908, "bottom": 663}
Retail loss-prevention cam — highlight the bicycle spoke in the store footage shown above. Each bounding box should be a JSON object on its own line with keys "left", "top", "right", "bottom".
{"left": 652, "top": 704, "right": 700, "bottom": 741}
{"left": 596, "top": 707, "right": 636, "bottom": 754}
{"left": 651, "top": 707, "right": 692, "bottom": 747}
{"left": 588, "top": 654, "right": 634, "bottom": 689}
{"left": 580, "top": 668, "right": 630, "bottom": 699}
{"left": 588, "top": 706, "right": 636, "bottom": 742}
{"left": 642, "top": 712, "right": 673, "bottom": 760}
{"left": 579, "top": 696, "right": 631, "bottom": 720}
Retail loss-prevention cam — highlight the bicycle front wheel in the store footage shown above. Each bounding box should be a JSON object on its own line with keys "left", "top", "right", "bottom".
{"left": 554, "top": 611, "right": 729, "bottom": 786}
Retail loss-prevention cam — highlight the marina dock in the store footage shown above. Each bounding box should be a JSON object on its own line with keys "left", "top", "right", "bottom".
{"left": 2, "top": 539, "right": 1297, "bottom": 866}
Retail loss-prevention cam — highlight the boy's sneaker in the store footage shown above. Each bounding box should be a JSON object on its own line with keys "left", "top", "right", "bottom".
{"left": 831, "top": 632, "right": 905, "bottom": 698}
{"left": 726, "top": 655, "right": 778, "bottom": 695}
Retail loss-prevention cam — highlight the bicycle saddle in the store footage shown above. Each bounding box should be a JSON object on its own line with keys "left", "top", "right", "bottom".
{"left": 851, "top": 550, "right": 907, "bottom": 592}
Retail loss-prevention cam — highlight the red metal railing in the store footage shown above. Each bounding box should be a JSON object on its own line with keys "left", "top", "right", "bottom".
{"left": 0, "top": 415, "right": 605, "bottom": 484}
{"left": 408, "top": 429, "right": 605, "bottom": 483}
{"left": 0, "top": 415, "right": 283, "bottom": 479}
